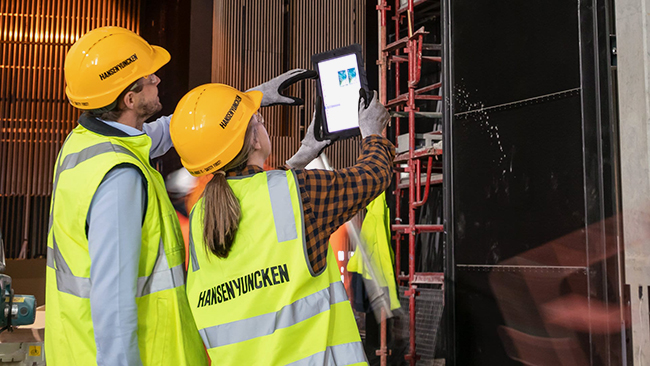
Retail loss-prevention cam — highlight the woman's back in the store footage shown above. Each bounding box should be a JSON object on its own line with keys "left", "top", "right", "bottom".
{"left": 187, "top": 170, "right": 367, "bottom": 365}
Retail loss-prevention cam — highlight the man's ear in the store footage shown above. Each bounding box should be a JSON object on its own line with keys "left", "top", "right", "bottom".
{"left": 122, "top": 91, "right": 136, "bottom": 110}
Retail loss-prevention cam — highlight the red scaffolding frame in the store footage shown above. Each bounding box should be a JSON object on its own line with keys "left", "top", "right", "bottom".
{"left": 377, "top": 0, "right": 444, "bottom": 365}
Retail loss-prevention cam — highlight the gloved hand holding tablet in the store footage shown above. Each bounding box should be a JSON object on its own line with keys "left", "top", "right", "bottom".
{"left": 311, "top": 44, "right": 369, "bottom": 141}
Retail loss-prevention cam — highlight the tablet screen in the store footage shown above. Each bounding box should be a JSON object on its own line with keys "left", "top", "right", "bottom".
{"left": 316, "top": 54, "right": 362, "bottom": 133}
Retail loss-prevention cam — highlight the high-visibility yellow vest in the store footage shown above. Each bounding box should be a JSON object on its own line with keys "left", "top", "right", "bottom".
{"left": 45, "top": 121, "right": 208, "bottom": 365}
{"left": 186, "top": 170, "right": 368, "bottom": 365}
{"left": 347, "top": 192, "right": 400, "bottom": 311}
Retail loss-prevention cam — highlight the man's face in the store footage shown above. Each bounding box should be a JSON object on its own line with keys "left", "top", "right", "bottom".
{"left": 133, "top": 74, "right": 162, "bottom": 120}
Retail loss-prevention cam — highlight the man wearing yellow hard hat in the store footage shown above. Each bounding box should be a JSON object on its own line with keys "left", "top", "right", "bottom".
{"left": 170, "top": 83, "right": 395, "bottom": 365}
{"left": 45, "top": 26, "right": 314, "bottom": 366}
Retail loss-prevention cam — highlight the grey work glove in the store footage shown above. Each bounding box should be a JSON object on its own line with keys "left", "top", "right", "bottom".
{"left": 358, "top": 89, "right": 390, "bottom": 138}
{"left": 247, "top": 69, "right": 317, "bottom": 107}
{"left": 286, "top": 111, "right": 333, "bottom": 169}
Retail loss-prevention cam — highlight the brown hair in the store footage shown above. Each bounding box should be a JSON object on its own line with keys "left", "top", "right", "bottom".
{"left": 90, "top": 79, "right": 144, "bottom": 121}
{"left": 201, "top": 118, "right": 258, "bottom": 258}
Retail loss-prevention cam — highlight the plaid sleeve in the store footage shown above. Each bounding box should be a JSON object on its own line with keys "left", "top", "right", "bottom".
{"left": 295, "top": 135, "right": 396, "bottom": 274}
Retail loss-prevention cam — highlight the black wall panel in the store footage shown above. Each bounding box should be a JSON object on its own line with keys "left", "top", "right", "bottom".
{"left": 454, "top": 270, "right": 519, "bottom": 366}
{"left": 452, "top": 1, "right": 580, "bottom": 112}
{"left": 444, "top": 0, "right": 624, "bottom": 364}
{"left": 454, "top": 95, "right": 586, "bottom": 264}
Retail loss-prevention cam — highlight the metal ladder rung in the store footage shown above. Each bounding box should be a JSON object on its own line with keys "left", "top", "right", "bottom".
{"left": 390, "top": 111, "right": 442, "bottom": 119}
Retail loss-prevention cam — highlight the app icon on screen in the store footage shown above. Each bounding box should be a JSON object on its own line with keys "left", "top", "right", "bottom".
{"left": 347, "top": 67, "right": 357, "bottom": 83}
{"left": 338, "top": 70, "right": 349, "bottom": 86}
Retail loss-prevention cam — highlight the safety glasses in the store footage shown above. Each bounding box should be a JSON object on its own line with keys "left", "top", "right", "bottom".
{"left": 129, "top": 74, "right": 159, "bottom": 91}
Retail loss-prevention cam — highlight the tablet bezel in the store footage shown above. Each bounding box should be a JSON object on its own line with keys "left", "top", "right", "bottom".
{"left": 311, "top": 44, "right": 368, "bottom": 141}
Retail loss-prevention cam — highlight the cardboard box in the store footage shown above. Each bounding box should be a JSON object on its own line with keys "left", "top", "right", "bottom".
{"left": 5, "top": 259, "right": 46, "bottom": 308}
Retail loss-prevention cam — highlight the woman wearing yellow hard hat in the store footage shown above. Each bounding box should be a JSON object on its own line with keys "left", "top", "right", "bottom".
{"left": 171, "top": 83, "right": 395, "bottom": 365}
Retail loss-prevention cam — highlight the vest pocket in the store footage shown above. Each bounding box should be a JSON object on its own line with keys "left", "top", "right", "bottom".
{"left": 151, "top": 298, "right": 169, "bottom": 364}
{"left": 161, "top": 212, "right": 186, "bottom": 263}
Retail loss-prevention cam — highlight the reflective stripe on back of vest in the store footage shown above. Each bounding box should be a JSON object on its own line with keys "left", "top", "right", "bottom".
{"left": 46, "top": 237, "right": 185, "bottom": 298}
{"left": 45, "top": 123, "right": 207, "bottom": 366}
{"left": 187, "top": 170, "right": 367, "bottom": 365}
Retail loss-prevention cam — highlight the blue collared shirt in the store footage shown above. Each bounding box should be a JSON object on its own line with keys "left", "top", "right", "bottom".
{"left": 87, "top": 115, "right": 172, "bottom": 366}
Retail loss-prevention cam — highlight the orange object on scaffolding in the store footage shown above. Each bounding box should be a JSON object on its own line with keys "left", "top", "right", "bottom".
{"left": 377, "top": 0, "right": 444, "bottom": 365}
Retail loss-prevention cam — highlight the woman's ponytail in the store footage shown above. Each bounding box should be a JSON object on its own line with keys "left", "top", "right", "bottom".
{"left": 200, "top": 119, "right": 258, "bottom": 258}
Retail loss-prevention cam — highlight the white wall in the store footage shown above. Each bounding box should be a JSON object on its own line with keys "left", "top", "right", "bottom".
{"left": 616, "top": 0, "right": 650, "bottom": 363}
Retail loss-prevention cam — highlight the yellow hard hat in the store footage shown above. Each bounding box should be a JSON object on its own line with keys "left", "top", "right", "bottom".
{"left": 64, "top": 26, "right": 170, "bottom": 110}
{"left": 170, "top": 84, "right": 263, "bottom": 176}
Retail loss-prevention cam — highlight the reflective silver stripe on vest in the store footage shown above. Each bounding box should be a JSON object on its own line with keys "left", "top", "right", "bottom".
{"left": 199, "top": 281, "right": 348, "bottom": 349}
{"left": 267, "top": 171, "right": 298, "bottom": 242}
{"left": 46, "top": 234, "right": 92, "bottom": 298}
{"left": 57, "top": 269, "right": 92, "bottom": 298}
{"left": 188, "top": 209, "right": 200, "bottom": 272}
{"left": 46, "top": 134, "right": 71, "bottom": 229}
{"left": 46, "top": 248, "right": 54, "bottom": 268}
{"left": 136, "top": 240, "right": 186, "bottom": 297}
{"left": 48, "top": 238, "right": 185, "bottom": 298}
{"left": 291, "top": 170, "right": 318, "bottom": 277}
{"left": 286, "top": 341, "right": 368, "bottom": 366}
{"left": 48, "top": 141, "right": 139, "bottom": 231}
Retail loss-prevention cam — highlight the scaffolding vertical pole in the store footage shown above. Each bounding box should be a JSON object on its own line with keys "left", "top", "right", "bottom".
{"left": 377, "top": 0, "right": 389, "bottom": 106}
{"left": 407, "top": 1, "right": 418, "bottom": 363}
{"left": 379, "top": 308, "right": 388, "bottom": 366}
{"left": 376, "top": 2, "right": 391, "bottom": 365}
{"left": 379, "top": 0, "right": 445, "bottom": 364}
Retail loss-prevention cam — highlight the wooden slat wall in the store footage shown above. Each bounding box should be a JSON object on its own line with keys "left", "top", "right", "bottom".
{"left": 0, "top": 0, "right": 141, "bottom": 258}
{"left": 212, "top": 0, "right": 367, "bottom": 169}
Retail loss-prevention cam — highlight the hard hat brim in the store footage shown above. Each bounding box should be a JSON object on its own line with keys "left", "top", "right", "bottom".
{"left": 150, "top": 45, "right": 171, "bottom": 77}
{"left": 245, "top": 90, "right": 263, "bottom": 113}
